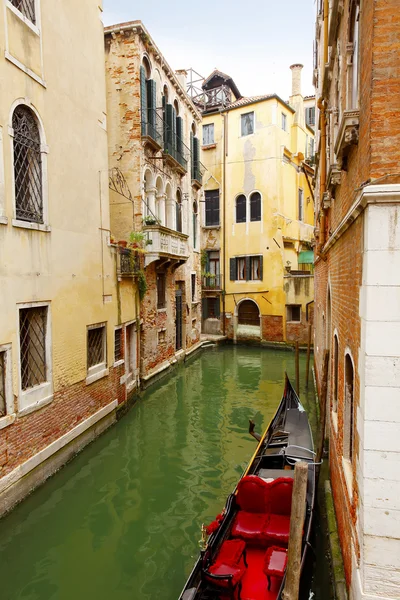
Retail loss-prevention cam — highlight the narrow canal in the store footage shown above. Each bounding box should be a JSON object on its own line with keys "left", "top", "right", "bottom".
{"left": 0, "top": 346, "right": 328, "bottom": 600}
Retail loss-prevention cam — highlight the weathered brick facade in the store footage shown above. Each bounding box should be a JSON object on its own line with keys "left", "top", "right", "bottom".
{"left": 314, "top": 2, "right": 400, "bottom": 598}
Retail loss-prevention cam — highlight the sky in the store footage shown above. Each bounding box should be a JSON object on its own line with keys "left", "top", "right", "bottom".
{"left": 102, "top": 0, "right": 317, "bottom": 101}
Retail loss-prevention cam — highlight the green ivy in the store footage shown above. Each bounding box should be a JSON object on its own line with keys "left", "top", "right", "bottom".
{"left": 137, "top": 269, "right": 148, "bottom": 301}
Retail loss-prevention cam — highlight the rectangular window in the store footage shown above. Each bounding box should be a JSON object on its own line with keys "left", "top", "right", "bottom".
{"left": 202, "top": 123, "right": 215, "bottom": 145}
{"left": 19, "top": 306, "right": 47, "bottom": 391}
{"left": 281, "top": 113, "right": 287, "bottom": 131}
{"left": 0, "top": 345, "right": 12, "bottom": 419}
{"left": 207, "top": 297, "right": 220, "bottom": 319}
{"left": 87, "top": 324, "right": 106, "bottom": 371}
{"left": 157, "top": 273, "right": 166, "bottom": 309}
{"left": 237, "top": 257, "right": 246, "bottom": 280}
{"left": 114, "top": 327, "right": 122, "bottom": 363}
{"left": 241, "top": 112, "right": 254, "bottom": 136}
{"left": 298, "top": 188, "right": 304, "bottom": 221}
{"left": 286, "top": 305, "right": 301, "bottom": 322}
{"left": 205, "top": 190, "right": 220, "bottom": 226}
{"left": 250, "top": 256, "right": 261, "bottom": 280}
{"left": 0, "top": 351, "right": 6, "bottom": 417}
{"left": 10, "top": 0, "right": 36, "bottom": 25}
{"left": 305, "top": 106, "right": 315, "bottom": 127}
{"left": 125, "top": 323, "right": 136, "bottom": 380}
{"left": 191, "top": 273, "right": 196, "bottom": 302}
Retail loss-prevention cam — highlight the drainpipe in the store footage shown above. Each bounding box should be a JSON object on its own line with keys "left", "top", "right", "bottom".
{"left": 222, "top": 112, "right": 227, "bottom": 335}
{"left": 317, "top": 0, "right": 329, "bottom": 254}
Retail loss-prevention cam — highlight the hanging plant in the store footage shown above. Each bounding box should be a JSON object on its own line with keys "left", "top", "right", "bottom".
{"left": 137, "top": 269, "right": 148, "bottom": 301}
{"left": 201, "top": 249, "right": 208, "bottom": 269}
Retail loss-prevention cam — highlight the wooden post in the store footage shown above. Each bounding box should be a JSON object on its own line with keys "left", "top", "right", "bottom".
{"left": 316, "top": 350, "right": 330, "bottom": 466}
{"left": 305, "top": 323, "right": 312, "bottom": 388}
{"left": 295, "top": 342, "right": 300, "bottom": 396}
{"left": 282, "top": 461, "right": 309, "bottom": 600}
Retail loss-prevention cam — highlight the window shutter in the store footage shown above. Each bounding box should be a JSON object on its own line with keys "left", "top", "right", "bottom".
{"left": 140, "top": 66, "right": 147, "bottom": 136}
{"left": 230, "top": 258, "right": 236, "bottom": 281}
{"left": 245, "top": 256, "right": 251, "bottom": 281}
{"left": 165, "top": 104, "right": 173, "bottom": 152}
{"left": 202, "top": 298, "right": 208, "bottom": 320}
{"left": 162, "top": 96, "right": 167, "bottom": 146}
{"left": 193, "top": 137, "right": 200, "bottom": 180}
{"left": 190, "top": 131, "right": 194, "bottom": 178}
{"left": 215, "top": 298, "right": 221, "bottom": 319}
{"left": 171, "top": 107, "right": 177, "bottom": 153}
{"left": 176, "top": 116, "right": 183, "bottom": 156}
{"left": 146, "top": 79, "right": 156, "bottom": 134}
{"left": 259, "top": 255, "right": 263, "bottom": 280}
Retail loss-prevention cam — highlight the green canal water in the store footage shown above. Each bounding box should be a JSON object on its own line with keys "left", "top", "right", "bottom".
{"left": 0, "top": 346, "right": 326, "bottom": 600}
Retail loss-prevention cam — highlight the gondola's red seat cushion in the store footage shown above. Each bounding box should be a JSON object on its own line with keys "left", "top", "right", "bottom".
{"left": 205, "top": 539, "right": 246, "bottom": 590}
{"left": 264, "top": 477, "right": 294, "bottom": 544}
{"left": 231, "top": 475, "right": 270, "bottom": 541}
{"left": 263, "top": 546, "right": 288, "bottom": 577}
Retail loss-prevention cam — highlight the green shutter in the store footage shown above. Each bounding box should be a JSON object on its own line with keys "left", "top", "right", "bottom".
{"left": 146, "top": 79, "right": 156, "bottom": 136}
{"left": 190, "top": 131, "right": 194, "bottom": 179}
{"left": 165, "top": 104, "right": 173, "bottom": 153}
{"left": 193, "top": 137, "right": 200, "bottom": 181}
{"left": 202, "top": 298, "right": 208, "bottom": 320}
{"left": 259, "top": 255, "right": 263, "bottom": 280}
{"left": 140, "top": 66, "right": 147, "bottom": 136}
{"left": 162, "top": 95, "right": 167, "bottom": 146}
{"left": 176, "top": 117, "right": 183, "bottom": 157}
{"left": 230, "top": 258, "right": 236, "bottom": 281}
{"left": 245, "top": 256, "right": 251, "bottom": 281}
{"left": 215, "top": 298, "right": 221, "bottom": 319}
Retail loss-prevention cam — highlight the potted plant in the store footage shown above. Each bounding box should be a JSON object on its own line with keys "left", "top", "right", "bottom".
{"left": 285, "top": 261, "right": 292, "bottom": 273}
{"left": 143, "top": 215, "right": 158, "bottom": 226}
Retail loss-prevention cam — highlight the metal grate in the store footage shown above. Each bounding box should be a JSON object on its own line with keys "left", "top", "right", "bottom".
{"left": 87, "top": 326, "right": 105, "bottom": 368}
{"left": 114, "top": 328, "right": 122, "bottom": 362}
{"left": 10, "top": 0, "right": 36, "bottom": 24}
{"left": 0, "top": 352, "right": 6, "bottom": 416}
{"left": 20, "top": 307, "right": 47, "bottom": 390}
{"left": 12, "top": 106, "right": 43, "bottom": 223}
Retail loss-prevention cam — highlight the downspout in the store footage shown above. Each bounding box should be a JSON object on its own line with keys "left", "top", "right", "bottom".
{"left": 222, "top": 112, "right": 227, "bottom": 335}
{"left": 317, "top": 0, "right": 329, "bottom": 254}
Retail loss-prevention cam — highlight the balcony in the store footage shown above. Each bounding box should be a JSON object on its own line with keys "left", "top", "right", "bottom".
{"left": 163, "top": 136, "right": 190, "bottom": 175}
{"left": 117, "top": 247, "right": 140, "bottom": 279}
{"left": 141, "top": 109, "right": 164, "bottom": 151}
{"left": 192, "top": 160, "right": 206, "bottom": 189}
{"left": 202, "top": 274, "right": 221, "bottom": 290}
{"left": 143, "top": 224, "right": 189, "bottom": 268}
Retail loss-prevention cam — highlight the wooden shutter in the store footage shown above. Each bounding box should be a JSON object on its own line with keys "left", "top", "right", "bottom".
{"left": 259, "top": 255, "right": 263, "bottom": 280}
{"left": 193, "top": 137, "right": 200, "bottom": 180}
{"left": 202, "top": 297, "right": 208, "bottom": 320}
{"left": 140, "top": 66, "right": 147, "bottom": 136}
{"left": 230, "top": 258, "right": 236, "bottom": 281}
{"left": 162, "top": 96, "right": 167, "bottom": 147}
{"left": 171, "top": 106, "right": 177, "bottom": 153}
{"left": 205, "top": 251, "right": 210, "bottom": 272}
{"left": 166, "top": 104, "right": 173, "bottom": 152}
{"left": 245, "top": 256, "right": 251, "bottom": 281}
{"left": 146, "top": 79, "right": 156, "bottom": 134}
{"left": 190, "top": 131, "right": 194, "bottom": 178}
{"left": 176, "top": 117, "right": 183, "bottom": 156}
{"left": 215, "top": 298, "right": 221, "bottom": 318}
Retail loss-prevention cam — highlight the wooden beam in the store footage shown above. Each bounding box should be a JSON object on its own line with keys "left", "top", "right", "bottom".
{"left": 282, "top": 461, "right": 309, "bottom": 600}
{"left": 305, "top": 323, "right": 312, "bottom": 388}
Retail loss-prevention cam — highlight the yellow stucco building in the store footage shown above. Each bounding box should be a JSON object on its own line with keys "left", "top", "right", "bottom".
{"left": 195, "top": 66, "right": 315, "bottom": 343}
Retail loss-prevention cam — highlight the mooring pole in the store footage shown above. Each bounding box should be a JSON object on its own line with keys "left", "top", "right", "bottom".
{"left": 316, "top": 350, "right": 330, "bottom": 466}
{"left": 295, "top": 341, "right": 300, "bottom": 396}
{"left": 282, "top": 461, "right": 309, "bottom": 600}
{"left": 305, "top": 323, "right": 312, "bottom": 388}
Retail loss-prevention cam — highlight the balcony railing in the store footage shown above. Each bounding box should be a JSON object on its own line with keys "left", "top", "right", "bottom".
{"left": 141, "top": 109, "right": 164, "bottom": 149}
{"left": 192, "top": 160, "right": 206, "bottom": 187}
{"left": 164, "top": 136, "right": 191, "bottom": 173}
{"left": 202, "top": 274, "right": 221, "bottom": 290}
{"left": 143, "top": 224, "right": 189, "bottom": 267}
{"left": 118, "top": 247, "right": 140, "bottom": 277}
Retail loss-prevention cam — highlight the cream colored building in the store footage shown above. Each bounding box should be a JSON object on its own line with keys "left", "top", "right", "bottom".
{"left": 0, "top": 0, "right": 131, "bottom": 515}
{"left": 105, "top": 21, "right": 203, "bottom": 383}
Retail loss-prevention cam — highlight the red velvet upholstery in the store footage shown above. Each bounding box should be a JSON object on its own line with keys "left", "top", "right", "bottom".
{"left": 267, "top": 477, "right": 293, "bottom": 515}
{"left": 263, "top": 546, "right": 288, "bottom": 591}
{"left": 264, "top": 514, "right": 291, "bottom": 545}
{"left": 232, "top": 511, "right": 270, "bottom": 541}
{"left": 236, "top": 475, "right": 270, "bottom": 513}
{"left": 204, "top": 539, "right": 247, "bottom": 594}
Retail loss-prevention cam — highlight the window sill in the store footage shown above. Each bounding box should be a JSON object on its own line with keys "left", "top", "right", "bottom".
{"left": 5, "top": 52, "right": 46, "bottom": 88}
{"left": 86, "top": 367, "right": 109, "bottom": 386}
{"left": 12, "top": 219, "right": 51, "bottom": 232}
{"left": 157, "top": 307, "right": 167, "bottom": 313}
{"left": 113, "top": 359, "right": 125, "bottom": 368}
{"left": 202, "top": 143, "right": 216, "bottom": 150}
{"left": 18, "top": 392, "right": 53, "bottom": 417}
{"left": 0, "top": 413, "right": 16, "bottom": 430}
{"left": 203, "top": 225, "right": 221, "bottom": 230}
{"left": 6, "top": 2, "right": 40, "bottom": 35}
{"left": 0, "top": 216, "right": 8, "bottom": 225}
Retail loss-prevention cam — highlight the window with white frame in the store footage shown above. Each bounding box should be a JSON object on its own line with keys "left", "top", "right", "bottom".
{"left": 281, "top": 113, "right": 287, "bottom": 131}
{"left": 114, "top": 327, "right": 123, "bottom": 363}
{"left": 87, "top": 323, "right": 106, "bottom": 377}
{"left": 286, "top": 305, "right": 301, "bottom": 322}
{"left": 0, "top": 344, "right": 12, "bottom": 420}
{"left": 19, "top": 306, "right": 47, "bottom": 391}
{"left": 0, "top": 350, "right": 7, "bottom": 416}
{"left": 12, "top": 105, "right": 43, "bottom": 224}
{"left": 241, "top": 112, "right": 254, "bottom": 136}
{"left": 250, "top": 192, "right": 261, "bottom": 222}
{"left": 202, "top": 123, "right": 215, "bottom": 145}
{"left": 10, "top": 0, "right": 36, "bottom": 24}
{"left": 125, "top": 323, "right": 137, "bottom": 388}
{"left": 348, "top": 1, "right": 360, "bottom": 109}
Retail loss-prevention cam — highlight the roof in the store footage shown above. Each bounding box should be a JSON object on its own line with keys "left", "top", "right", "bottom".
{"left": 222, "top": 94, "right": 295, "bottom": 114}
{"left": 202, "top": 69, "right": 242, "bottom": 99}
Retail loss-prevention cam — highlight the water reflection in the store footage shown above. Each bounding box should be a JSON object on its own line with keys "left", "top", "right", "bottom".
{"left": 0, "top": 346, "right": 319, "bottom": 600}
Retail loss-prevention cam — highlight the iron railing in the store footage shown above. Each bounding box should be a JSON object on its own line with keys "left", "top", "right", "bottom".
{"left": 87, "top": 326, "right": 105, "bottom": 368}
{"left": 202, "top": 274, "right": 221, "bottom": 290}
{"left": 192, "top": 160, "right": 206, "bottom": 185}
{"left": 164, "top": 135, "right": 191, "bottom": 171}
{"left": 141, "top": 108, "right": 164, "bottom": 148}
{"left": 19, "top": 307, "right": 47, "bottom": 390}
{"left": 10, "top": 0, "right": 36, "bottom": 24}
{"left": 119, "top": 247, "right": 140, "bottom": 276}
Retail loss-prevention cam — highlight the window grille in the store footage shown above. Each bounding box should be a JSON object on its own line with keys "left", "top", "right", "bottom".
{"left": 12, "top": 106, "right": 43, "bottom": 223}
{"left": 87, "top": 326, "right": 105, "bottom": 369}
{"left": 20, "top": 307, "right": 47, "bottom": 390}
{"left": 114, "top": 328, "right": 122, "bottom": 362}
{"left": 10, "top": 0, "right": 36, "bottom": 24}
{"left": 191, "top": 273, "right": 196, "bottom": 302}
{"left": 0, "top": 352, "right": 6, "bottom": 416}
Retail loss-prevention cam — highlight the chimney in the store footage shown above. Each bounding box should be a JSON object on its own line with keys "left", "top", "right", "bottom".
{"left": 175, "top": 69, "right": 188, "bottom": 89}
{"left": 290, "top": 63, "right": 303, "bottom": 96}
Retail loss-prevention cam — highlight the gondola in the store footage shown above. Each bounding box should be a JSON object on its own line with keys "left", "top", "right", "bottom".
{"left": 179, "top": 375, "right": 316, "bottom": 600}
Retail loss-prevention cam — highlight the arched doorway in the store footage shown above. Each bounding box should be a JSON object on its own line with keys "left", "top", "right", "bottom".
{"left": 237, "top": 300, "right": 261, "bottom": 339}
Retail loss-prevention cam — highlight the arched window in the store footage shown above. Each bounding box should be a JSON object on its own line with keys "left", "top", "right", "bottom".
{"left": 12, "top": 105, "right": 43, "bottom": 224}
{"left": 236, "top": 194, "right": 246, "bottom": 223}
{"left": 250, "top": 191, "right": 261, "bottom": 221}
{"left": 176, "top": 189, "right": 182, "bottom": 233}
{"left": 343, "top": 353, "right": 354, "bottom": 461}
{"left": 193, "top": 201, "right": 198, "bottom": 249}
{"left": 10, "top": 0, "right": 36, "bottom": 24}
{"left": 348, "top": 1, "right": 360, "bottom": 109}
{"left": 333, "top": 335, "right": 339, "bottom": 413}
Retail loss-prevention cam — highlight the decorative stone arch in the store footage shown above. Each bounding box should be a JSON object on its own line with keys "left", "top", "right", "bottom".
{"left": 165, "top": 182, "right": 174, "bottom": 229}
{"left": 176, "top": 188, "right": 183, "bottom": 233}
{"left": 343, "top": 348, "right": 355, "bottom": 462}
{"left": 235, "top": 192, "right": 247, "bottom": 223}
{"left": 155, "top": 176, "right": 165, "bottom": 224}
{"left": 143, "top": 168, "right": 156, "bottom": 217}
{"left": 235, "top": 298, "right": 261, "bottom": 341}
{"left": 141, "top": 53, "right": 152, "bottom": 79}
{"left": 9, "top": 98, "right": 49, "bottom": 228}
{"left": 249, "top": 189, "right": 262, "bottom": 222}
